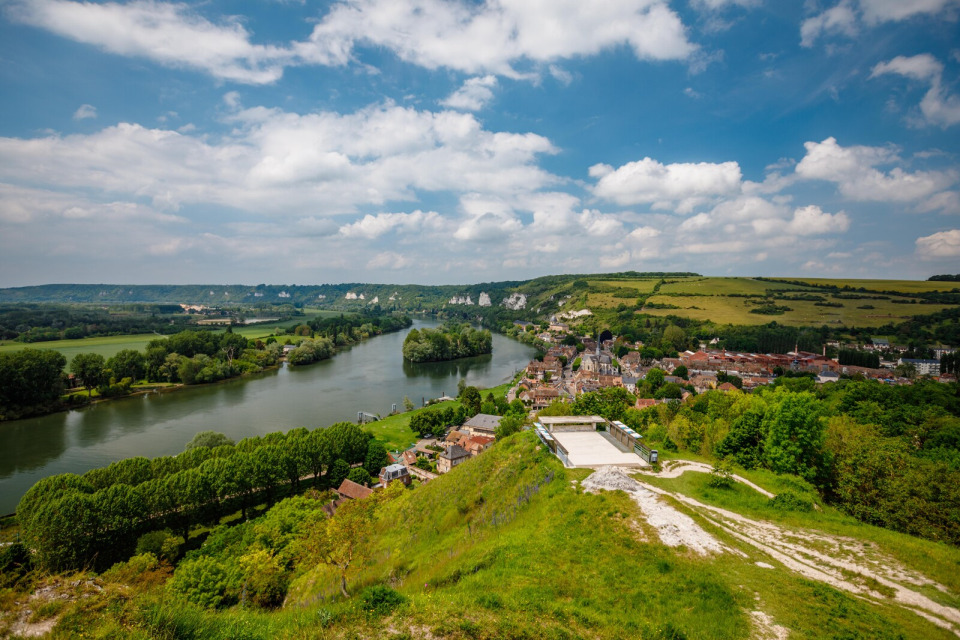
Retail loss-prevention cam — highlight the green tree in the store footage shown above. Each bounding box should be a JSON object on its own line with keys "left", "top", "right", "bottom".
{"left": 763, "top": 390, "right": 827, "bottom": 484}
{"left": 347, "top": 467, "right": 372, "bottom": 486}
{"left": 329, "top": 459, "right": 351, "bottom": 488}
{"left": 364, "top": 439, "right": 389, "bottom": 477}
{"left": 460, "top": 386, "right": 482, "bottom": 415}
{"left": 645, "top": 367, "right": 665, "bottom": 390}
{"left": 71, "top": 352, "right": 106, "bottom": 396}
{"left": 184, "top": 431, "right": 235, "bottom": 451}
{"left": 106, "top": 349, "right": 146, "bottom": 382}
{"left": 495, "top": 414, "right": 524, "bottom": 439}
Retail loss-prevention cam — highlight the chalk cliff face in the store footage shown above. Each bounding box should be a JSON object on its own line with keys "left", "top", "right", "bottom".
{"left": 502, "top": 292, "right": 527, "bottom": 310}
{"left": 478, "top": 292, "right": 491, "bottom": 307}
{"left": 448, "top": 296, "right": 474, "bottom": 305}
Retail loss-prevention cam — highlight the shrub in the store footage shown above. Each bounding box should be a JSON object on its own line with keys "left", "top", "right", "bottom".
{"left": 707, "top": 461, "right": 734, "bottom": 489}
{"left": 168, "top": 555, "right": 237, "bottom": 609}
{"left": 136, "top": 529, "right": 181, "bottom": 564}
{"left": 360, "top": 585, "right": 406, "bottom": 616}
{"left": 769, "top": 490, "right": 814, "bottom": 512}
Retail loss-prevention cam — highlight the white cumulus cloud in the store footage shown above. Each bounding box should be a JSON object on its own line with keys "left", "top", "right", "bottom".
{"left": 916, "top": 229, "right": 960, "bottom": 257}
{"left": 72, "top": 103, "right": 97, "bottom": 120}
{"left": 7, "top": 0, "right": 292, "bottom": 84}
{"left": 871, "top": 54, "right": 960, "bottom": 128}
{"left": 589, "top": 157, "right": 742, "bottom": 213}
{"left": 441, "top": 75, "right": 498, "bottom": 111}
{"left": 339, "top": 210, "right": 444, "bottom": 239}
{"left": 795, "top": 137, "right": 957, "bottom": 203}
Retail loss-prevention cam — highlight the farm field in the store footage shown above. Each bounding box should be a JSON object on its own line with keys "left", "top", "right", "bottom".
{"left": 658, "top": 277, "right": 816, "bottom": 296}
{"left": 769, "top": 278, "right": 960, "bottom": 293}
{"left": 642, "top": 294, "right": 958, "bottom": 327}
{"left": 0, "top": 310, "right": 346, "bottom": 363}
{"left": 0, "top": 333, "right": 160, "bottom": 365}
{"left": 588, "top": 278, "right": 661, "bottom": 293}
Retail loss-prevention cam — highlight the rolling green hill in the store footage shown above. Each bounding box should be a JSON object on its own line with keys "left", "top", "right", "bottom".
{"left": 8, "top": 431, "right": 959, "bottom": 639}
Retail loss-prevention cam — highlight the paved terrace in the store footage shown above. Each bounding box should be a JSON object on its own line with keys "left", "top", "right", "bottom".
{"left": 550, "top": 431, "right": 648, "bottom": 468}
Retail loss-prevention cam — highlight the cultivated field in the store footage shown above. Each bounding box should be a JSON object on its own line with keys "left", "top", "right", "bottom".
{"left": 783, "top": 278, "right": 960, "bottom": 293}
{"left": 0, "top": 334, "right": 160, "bottom": 365}
{"left": 642, "top": 294, "right": 957, "bottom": 327}
{"left": 658, "top": 277, "right": 815, "bottom": 296}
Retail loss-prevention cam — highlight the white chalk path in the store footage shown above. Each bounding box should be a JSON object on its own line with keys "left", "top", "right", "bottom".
{"left": 580, "top": 464, "right": 960, "bottom": 636}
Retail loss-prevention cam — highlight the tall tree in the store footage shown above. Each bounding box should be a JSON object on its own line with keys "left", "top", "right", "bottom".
{"left": 71, "top": 352, "right": 106, "bottom": 396}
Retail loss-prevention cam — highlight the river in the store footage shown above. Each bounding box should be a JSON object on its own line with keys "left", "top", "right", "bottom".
{"left": 0, "top": 319, "right": 535, "bottom": 514}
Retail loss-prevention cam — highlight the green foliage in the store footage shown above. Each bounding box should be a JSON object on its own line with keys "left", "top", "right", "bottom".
{"left": 329, "top": 459, "right": 351, "bottom": 489}
{"left": 0, "top": 348, "right": 66, "bottom": 419}
{"left": 762, "top": 390, "right": 826, "bottom": 484}
{"left": 136, "top": 529, "right": 182, "bottom": 564}
{"left": 403, "top": 323, "right": 492, "bottom": 363}
{"left": 71, "top": 351, "right": 106, "bottom": 394}
{"left": 359, "top": 585, "right": 406, "bottom": 616}
{"left": 347, "top": 467, "right": 372, "bottom": 487}
{"left": 364, "top": 439, "right": 389, "bottom": 476}
{"left": 0, "top": 542, "right": 32, "bottom": 587}
{"left": 768, "top": 490, "right": 814, "bottom": 512}
{"left": 572, "top": 387, "right": 636, "bottom": 422}
{"left": 495, "top": 415, "right": 524, "bottom": 439}
{"left": 185, "top": 431, "right": 236, "bottom": 451}
{"left": 169, "top": 555, "right": 237, "bottom": 609}
{"left": 106, "top": 348, "right": 147, "bottom": 382}
{"left": 646, "top": 367, "right": 665, "bottom": 389}
{"left": 707, "top": 460, "right": 734, "bottom": 489}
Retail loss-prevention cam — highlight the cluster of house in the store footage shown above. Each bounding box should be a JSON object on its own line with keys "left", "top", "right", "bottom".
{"left": 324, "top": 414, "right": 502, "bottom": 514}
{"left": 509, "top": 329, "right": 956, "bottom": 413}
{"left": 400, "top": 413, "right": 500, "bottom": 477}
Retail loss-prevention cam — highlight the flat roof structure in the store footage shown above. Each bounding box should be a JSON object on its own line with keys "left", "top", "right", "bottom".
{"left": 537, "top": 415, "right": 607, "bottom": 431}
{"left": 550, "top": 431, "right": 647, "bottom": 468}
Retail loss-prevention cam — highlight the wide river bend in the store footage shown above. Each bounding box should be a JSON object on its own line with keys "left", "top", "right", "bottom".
{"left": 0, "top": 320, "right": 535, "bottom": 514}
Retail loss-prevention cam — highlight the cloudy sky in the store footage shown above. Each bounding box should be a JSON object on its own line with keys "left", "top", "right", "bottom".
{"left": 1, "top": 0, "right": 959, "bottom": 286}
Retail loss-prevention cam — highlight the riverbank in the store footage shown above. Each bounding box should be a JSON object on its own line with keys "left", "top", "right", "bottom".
{"left": 0, "top": 319, "right": 536, "bottom": 513}
{"left": 0, "top": 319, "right": 411, "bottom": 422}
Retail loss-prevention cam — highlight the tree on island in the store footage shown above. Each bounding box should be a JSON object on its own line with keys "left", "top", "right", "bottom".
{"left": 402, "top": 323, "right": 492, "bottom": 363}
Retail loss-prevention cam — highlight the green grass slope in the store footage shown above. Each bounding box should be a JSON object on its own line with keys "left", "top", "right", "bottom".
{"left": 11, "top": 432, "right": 960, "bottom": 639}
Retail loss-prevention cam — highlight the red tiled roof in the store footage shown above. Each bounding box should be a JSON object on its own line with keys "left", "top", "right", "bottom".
{"left": 337, "top": 479, "right": 373, "bottom": 500}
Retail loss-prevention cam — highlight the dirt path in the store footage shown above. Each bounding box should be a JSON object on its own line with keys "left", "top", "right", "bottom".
{"left": 638, "top": 459, "right": 776, "bottom": 499}
{"left": 581, "top": 467, "right": 731, "bottom": 556}
{"left": 642, "top": 473, "right": 958, "bottom": 635}
{"left": 582, "top": 465, "right": 960, "bottom": 636}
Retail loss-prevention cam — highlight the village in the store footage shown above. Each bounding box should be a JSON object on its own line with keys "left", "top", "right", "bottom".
{"left": 326, "top": 316, "right": 957, "bottom": 511}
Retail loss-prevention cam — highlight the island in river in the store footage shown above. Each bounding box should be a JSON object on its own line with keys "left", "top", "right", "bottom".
{"left": 401, "top": 323, "right": 493, "bottom": 363}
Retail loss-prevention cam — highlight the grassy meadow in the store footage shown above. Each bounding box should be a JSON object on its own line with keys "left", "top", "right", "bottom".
{"left": 62, "top": 432, "right": 955, "bottom": 639}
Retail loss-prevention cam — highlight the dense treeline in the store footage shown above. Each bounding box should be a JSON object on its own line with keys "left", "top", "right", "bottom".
{"left": 307, "top": 312, "right": 412, "bottom": 346}
{"left": 402, "top": 323, "right": 492, "bottom": 363}
{"left": 628, "top": 379, "right": 960, "bottom": 545}
{"left": 0, "top": 349, "right": 67, "bottom": 420}
{"left": 143, "top": 329, "right": 279, "bottom": 385}
{"left": 837, "top": 349, "right": 881, "bottom": 368}
{"left": 17, "top": 422, "right": 389, "bottom": 572}
{"left": 0, "top": 303, "right": 195, "bottom": 342}
{"left": 930, "top": 274, "right": 960, "bottom": 282}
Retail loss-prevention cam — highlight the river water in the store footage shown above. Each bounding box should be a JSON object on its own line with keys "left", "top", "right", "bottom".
{"left": 0, "top": 320, "right": 535, "bottom": 513}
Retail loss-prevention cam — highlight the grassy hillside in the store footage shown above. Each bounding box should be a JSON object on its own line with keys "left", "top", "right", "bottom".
{"left": 9, "top": 431, "right": 959, "bottom": 639}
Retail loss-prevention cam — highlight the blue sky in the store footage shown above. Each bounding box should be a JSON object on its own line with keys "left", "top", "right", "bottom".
{"left": 1, "top": 0, "right": 959, "bottom": 286}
